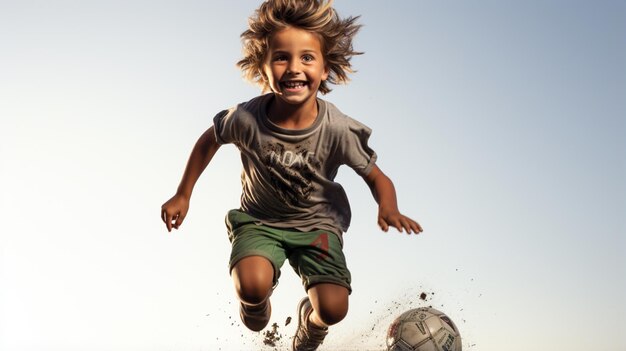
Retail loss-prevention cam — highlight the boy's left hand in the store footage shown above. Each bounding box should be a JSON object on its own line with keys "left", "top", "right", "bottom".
{"left": 378, "top": 206, "right": 423, "bottom": 234}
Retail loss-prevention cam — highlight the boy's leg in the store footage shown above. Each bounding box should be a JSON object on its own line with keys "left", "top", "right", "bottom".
{"left": 292, "top": 284, "right": 349, "bottom": 351}
{"left": 232, "top": 255, "right": 275, "bottom": 332}
{"left": 232, "top": 255, "right": 275, "bottom": 306}
{"left": 288, "top": 230, "right": 351, "bottom": 350}
{"left": 307, "top": 283, "right": 349, "bottom": 327}
{"left": 226, "top": 210, "right": 288, "bottom": 332}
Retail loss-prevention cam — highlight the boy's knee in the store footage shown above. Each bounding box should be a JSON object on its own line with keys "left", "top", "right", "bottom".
{"left": 316, "top": 304, "right": 348, "bottom": 326}
{"left": 236, "top": 282, "right": 272, "bottom": 305}
{"left": 310, "top": 283, "right": 349, "bottom": 326}
{"left": 232, "top": 256, "right": 275, "bottom": 305}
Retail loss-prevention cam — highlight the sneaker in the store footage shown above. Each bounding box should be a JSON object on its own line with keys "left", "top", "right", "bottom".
{"left": 292, "top": 297, "right": 328, "bottom": 351}
{"left": 239, "top": 299, "right": 271, "bottom": 332}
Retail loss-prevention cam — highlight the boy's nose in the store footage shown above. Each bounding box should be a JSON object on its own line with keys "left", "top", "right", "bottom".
{"left": 286, "top": 60, "right": 302, "bottom": 74}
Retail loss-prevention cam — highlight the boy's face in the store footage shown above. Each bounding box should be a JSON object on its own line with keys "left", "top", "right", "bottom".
{"left": 263, "top": 26, "right": 329, "bottom": 108}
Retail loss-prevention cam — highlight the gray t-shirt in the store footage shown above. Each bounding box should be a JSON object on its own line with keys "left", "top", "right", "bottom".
{"left": 213, "top": 94, "right": 377, "bottom": 237}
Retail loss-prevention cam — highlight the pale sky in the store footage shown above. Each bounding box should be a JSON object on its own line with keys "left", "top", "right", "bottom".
{"left": 1, "top": 1, "right": 624, "bottom": 350}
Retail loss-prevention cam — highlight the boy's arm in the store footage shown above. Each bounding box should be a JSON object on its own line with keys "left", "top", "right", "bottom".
{"left": 161, "top": 126, "right": 221, "bottom": 232}
{"left": 362, "top": 164, "right": 423, "bottom": 234}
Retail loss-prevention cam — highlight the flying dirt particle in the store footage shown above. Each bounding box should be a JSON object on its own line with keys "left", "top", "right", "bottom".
{"left": 419, "top": 292, "right": 427, "bottom": 300}
{"left": 285, "top": 316, "right": 292, "bottom": 326}
{"left": 263, "top": 322, "right": 282, "bottom": 347}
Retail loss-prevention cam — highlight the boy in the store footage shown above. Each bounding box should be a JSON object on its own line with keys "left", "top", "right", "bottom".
{"left": 161, "top": 1, "right": 423, "bottom": 350}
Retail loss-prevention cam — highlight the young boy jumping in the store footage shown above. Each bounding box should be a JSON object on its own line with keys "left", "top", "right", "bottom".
{"left": 161, "top": 0, "right": 422, "bottom": 350}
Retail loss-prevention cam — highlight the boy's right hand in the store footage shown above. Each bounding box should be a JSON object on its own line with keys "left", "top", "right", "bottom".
{"left": 161, "top": 194, "right": 190, "bottom": 232}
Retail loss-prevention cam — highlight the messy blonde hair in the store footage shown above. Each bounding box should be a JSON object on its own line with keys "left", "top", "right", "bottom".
{"left": 237, "top": 0, "right": 362, "bottom": 95}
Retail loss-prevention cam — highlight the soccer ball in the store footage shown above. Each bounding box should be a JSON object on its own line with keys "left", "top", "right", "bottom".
{"left": 386, "top": 307, "right": 462, "bottom": 351}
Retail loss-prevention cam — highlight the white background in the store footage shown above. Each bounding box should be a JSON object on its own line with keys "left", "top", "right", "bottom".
{"left": 1, "top": 1, "right": 624, "bottom": 350}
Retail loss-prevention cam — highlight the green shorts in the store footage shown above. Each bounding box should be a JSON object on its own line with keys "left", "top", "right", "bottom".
{"left": 225, "top": 209, "right": 351, "bottom": 293}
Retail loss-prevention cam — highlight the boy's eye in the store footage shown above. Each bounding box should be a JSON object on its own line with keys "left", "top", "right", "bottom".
{"left": 273, "top": 55, "right": 288, "bottom": 62}
{"left": 302, "top": 54, "right": 314, "bottom": 62}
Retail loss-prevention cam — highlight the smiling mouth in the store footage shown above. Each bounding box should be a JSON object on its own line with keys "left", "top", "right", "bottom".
{"left": 281, "top": 81, "right": 307, "bottom": 89}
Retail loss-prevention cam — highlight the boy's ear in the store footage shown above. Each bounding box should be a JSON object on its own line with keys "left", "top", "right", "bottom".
{"left": 322, "top": 65, "right": 330, "bottom": 81}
